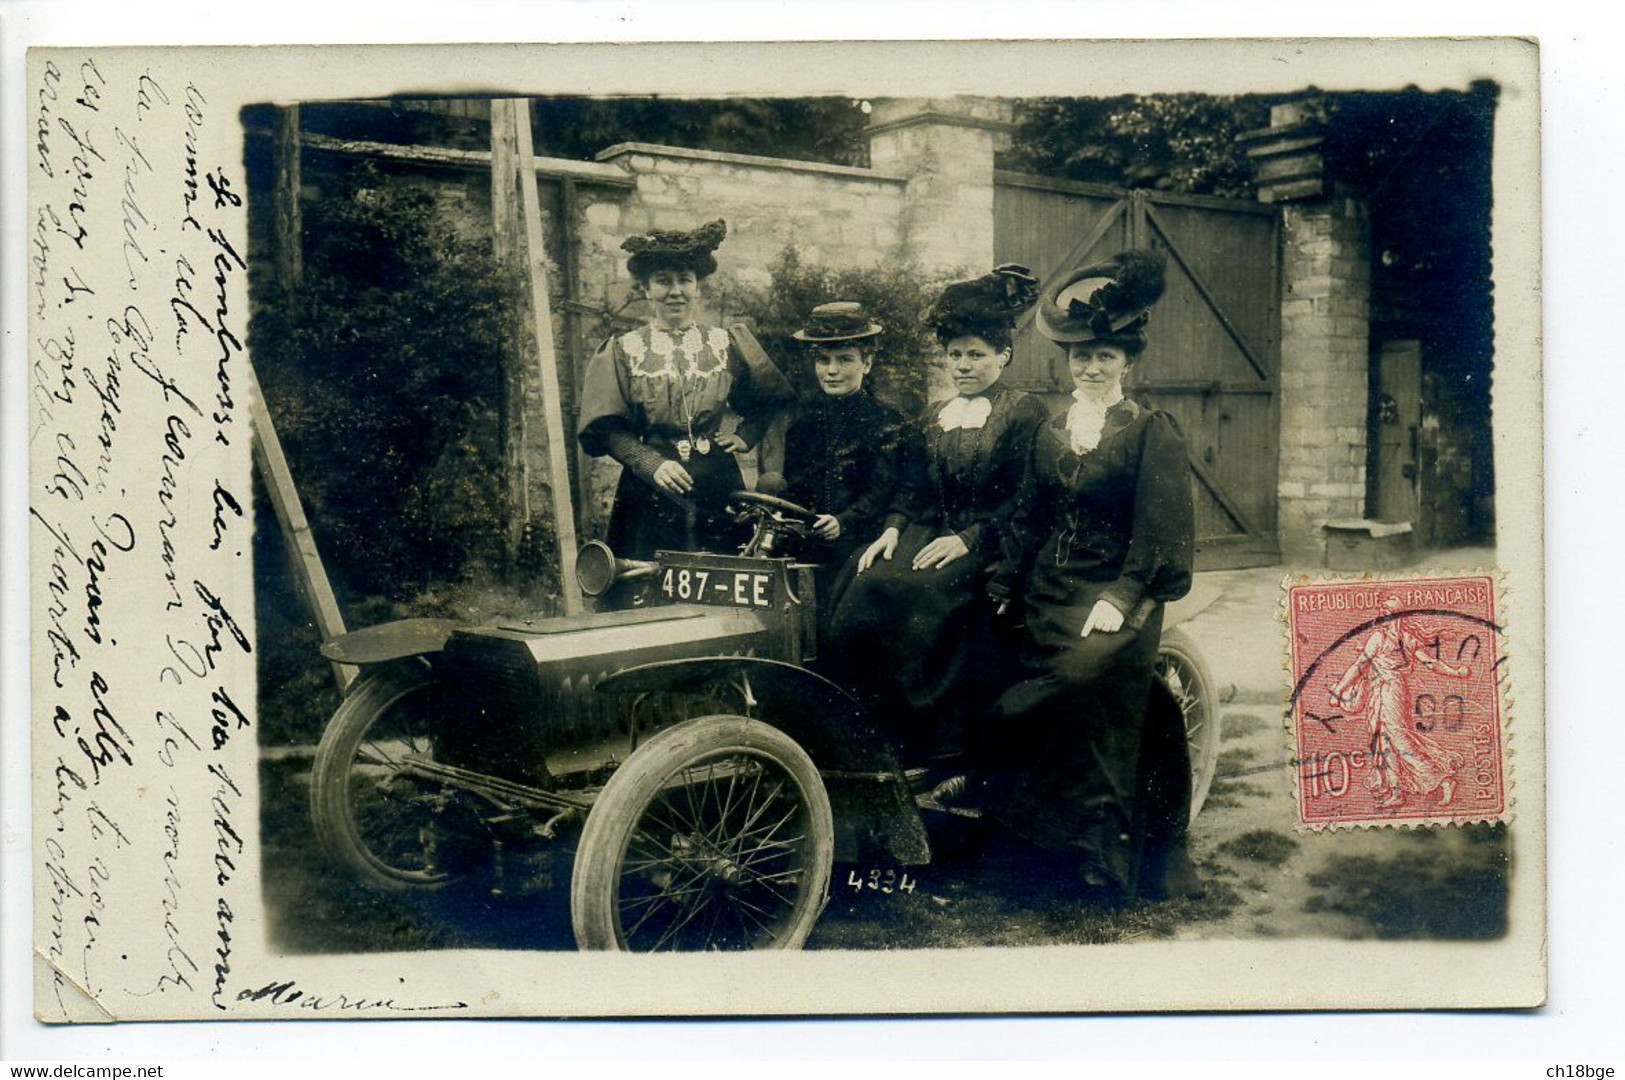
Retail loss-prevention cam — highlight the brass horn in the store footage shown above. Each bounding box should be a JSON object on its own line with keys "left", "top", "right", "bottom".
{"left": 575, "top": 540, "right": 658, "bottom": 597}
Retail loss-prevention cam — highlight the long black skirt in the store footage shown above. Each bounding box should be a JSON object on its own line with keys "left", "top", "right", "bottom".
{"left": 823, "top": 524, "right": 1012, "bottom": 755}
{"left": 975, "top": 603, "right": 1196, "bottom": 902}
{"left": 605, "top": 445, "right": 749, "bottom": 560}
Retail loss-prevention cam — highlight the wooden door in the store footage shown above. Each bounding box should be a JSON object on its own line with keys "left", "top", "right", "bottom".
{"left": 1371, "top": 339, "right": 1422, "bottom": 524}
{"left": 994, "top": 174, "right": 1283, "bottom": 569}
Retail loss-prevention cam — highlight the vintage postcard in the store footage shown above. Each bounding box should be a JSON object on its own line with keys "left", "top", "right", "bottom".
{"left": 24, "top": 38, "right": 1543, "bottom": 1020}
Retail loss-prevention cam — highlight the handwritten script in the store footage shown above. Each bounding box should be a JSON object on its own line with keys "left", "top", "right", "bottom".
{"left": 29, "top": 50, "right": 255, "bottom": 1021}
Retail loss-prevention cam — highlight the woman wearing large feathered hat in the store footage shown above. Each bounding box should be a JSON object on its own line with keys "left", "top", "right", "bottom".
{"left": 978, "top": 248, "right": 1203, "bottom": 905}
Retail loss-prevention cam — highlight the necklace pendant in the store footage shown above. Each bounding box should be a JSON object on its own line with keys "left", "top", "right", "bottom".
{"left": 676, "top": 438, "right": 692, "bottom": 463}
{"left": 694, "top": 435, "right": 712, "bottom": 456}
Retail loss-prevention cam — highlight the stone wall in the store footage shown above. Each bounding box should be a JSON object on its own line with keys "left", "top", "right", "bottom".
{"left": 1275, "top": 196, "right": 1372, "bottom": 563}
{"left": 272, "top": 95, "right": 1400, "bottom": 571}
{"left": 866, "top": 97, "right": 1010, "bottom": 272}
{"left": 580, "top": 143, "right": 908, "bottom": 299}
{"left": 558, "top": 144, "right": 915, "bottom": 538}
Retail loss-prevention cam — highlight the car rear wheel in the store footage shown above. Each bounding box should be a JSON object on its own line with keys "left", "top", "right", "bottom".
{"left": 571, "top": 715, "right": 834, "bottom": 951}
{"left": 310, "top": 662, "right": 476, "bottom": 890}
{"left": 1155, "top": 628, "right": 1221, "bottom": 823}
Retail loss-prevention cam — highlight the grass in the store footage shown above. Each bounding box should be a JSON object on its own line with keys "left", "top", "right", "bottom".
{"left": 809, "top": 844, "right": 1243, "bottom": 950}
{"left": 1216, "top": 829, "right": 1301, "bottom": 867}
{"left": 262, "top": 757, "right": 1245, "bottom": 954}
{"left": 260, "top": 759, "right": 580, "bottom": 953}
{"left": 1202, "top": 776, "right": 1271, "bottom": 810}
{"left": 1300, "top": 825, "right": 1510, "bottom": 940}
{"left": 1221, "top": 713, "right": 1272, "bottom": 739}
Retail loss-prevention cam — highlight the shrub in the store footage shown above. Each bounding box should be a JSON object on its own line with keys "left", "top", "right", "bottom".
{"left": 251, "top": 163, "right": 534, "bottom": 601}
{"left": 723, "top": 247, "right": 961, "bottom": 417}
{"left": 250, "top": 162, "right": 546, "bottom": 744}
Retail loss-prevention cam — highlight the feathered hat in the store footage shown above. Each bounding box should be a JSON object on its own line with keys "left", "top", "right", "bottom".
{"left": 622, "top": 219, "right": 727, "bottom": 280}
{"left": 1035, "top": 249, "right": 1167, "bottom": 345}
{"left": 929, "top": 264, "right": 1041, "bottom": 344}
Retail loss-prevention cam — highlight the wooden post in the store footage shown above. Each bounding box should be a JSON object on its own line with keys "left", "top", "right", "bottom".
{"left": 248, "top": 361, "right": 357, "bottom": 691}
{"left": 273, "top": 105, "right": 303, "bottom": 293}
{"left": 558, "top": 176, "right": 593, "bottom": 532}
{"left": 510, "top": 100, "right": 583, "bottom": 613}
{"left": 489, "top": 99, "right": 528, "bottom": 563}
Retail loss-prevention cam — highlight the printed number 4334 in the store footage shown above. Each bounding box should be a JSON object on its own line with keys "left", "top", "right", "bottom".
{"left": 847, "top": 868, "right": 916, "bottom": 895}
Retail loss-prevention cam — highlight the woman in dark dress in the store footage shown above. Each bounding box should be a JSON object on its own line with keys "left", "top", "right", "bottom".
{"left": 980, "top": 249, "right": 1199, "bottom": 905}
{"left": 825, "top": 266, "right": 1048, "bottom": 752}
{"left": 577, "top": 219, "right": 791, "bottom": 560}
{"left": 772, "top": 302, "right": 915, "bottom": 616}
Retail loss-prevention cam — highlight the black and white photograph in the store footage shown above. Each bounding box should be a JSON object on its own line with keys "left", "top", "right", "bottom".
{"left": 19, "top": 37, "right": 1545, "bottom": 1022}
{"left": 246, "top": 76, "right": 1511, "bottom": 956}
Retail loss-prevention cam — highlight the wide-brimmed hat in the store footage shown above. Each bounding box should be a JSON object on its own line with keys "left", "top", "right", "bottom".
{"left": 930, "top": 263, "right": 1040, "bottom": 341}
{"left": 1035, "top": 249, "right": 1167, "bottom": 344}
{"left": 622, "top": 219, "right": 727, "bottom": 279}
{"left": 793, "top": 301, "right": 884, "bottom": 344}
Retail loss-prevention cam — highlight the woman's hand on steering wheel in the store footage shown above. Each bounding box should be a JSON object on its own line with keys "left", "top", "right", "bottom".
{"left": 858, "top": 528, "right": 900, "bottom": 572}
{"left": 811, "top": 514, "right": 843, "bottom": 541}
{"left": 1079, "top": 598, "right": 1125, "bottom": 638}
{"left": 654, "top": 459, "right": 694, "bottom": 495}
{"left": 913, "top": 534, "right": 969, "bottom": 571}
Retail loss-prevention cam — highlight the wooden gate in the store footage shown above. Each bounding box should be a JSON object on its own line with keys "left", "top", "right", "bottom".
{"left": 994, "top": 172, "right": 1283, "bottom": 569}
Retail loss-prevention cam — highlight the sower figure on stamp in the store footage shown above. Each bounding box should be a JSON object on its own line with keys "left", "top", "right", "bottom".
{"left": 1328, "top": 594, "right": 1473, "bottom": 809}
{"left": 577, "top": 219, "right": 792, "bottom": 573}
{"left": 761, "top": 301, "right": 917, "bottom": 620}
{"left": 975, "top": 250, "right": 1200, "bottom": 906}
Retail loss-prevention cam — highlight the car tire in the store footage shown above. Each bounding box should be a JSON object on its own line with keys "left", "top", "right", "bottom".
{"left": 571, "top": 714, "right": 833, "bottom": 951}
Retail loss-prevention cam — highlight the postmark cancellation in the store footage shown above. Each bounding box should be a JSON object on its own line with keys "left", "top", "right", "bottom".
{"left": 1285, "top": 573, "right": 1511, "bottom": 831}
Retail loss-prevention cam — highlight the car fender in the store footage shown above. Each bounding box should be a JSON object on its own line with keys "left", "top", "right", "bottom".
{"left": 597, "top": 656, "right": 930, "bottom": 865}
{"left": 318, "top": 618, "right": 463, "bottom": 666}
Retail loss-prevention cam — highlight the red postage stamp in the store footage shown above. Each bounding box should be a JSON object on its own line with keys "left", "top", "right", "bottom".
{"left": 1285, "top": 574, "right": 1509, "bottom": 830}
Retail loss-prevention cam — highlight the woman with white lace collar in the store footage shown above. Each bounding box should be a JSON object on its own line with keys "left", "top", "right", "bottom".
{"left": 822, "top": 266, "right": 1048, "bottom": 754}
{"left": 977, "top": 249, "right": 1200, "bottom": 907}
{"left": 577, "top": 220, "right": 790, "bottom": 568}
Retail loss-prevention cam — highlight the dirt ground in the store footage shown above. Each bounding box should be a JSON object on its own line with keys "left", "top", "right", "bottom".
{"left": 257, "top": 546, "right": 1509, "bottom": 953}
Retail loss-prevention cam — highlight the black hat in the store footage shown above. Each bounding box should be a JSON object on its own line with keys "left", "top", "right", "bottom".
{"left": 1035, "top": 249, "right": 1167, "bottom": 344}
{"left": 793, "top": 301, "right": 884, "bottom": 344}
{"left": 622, "top": 219, "right": 727, "bottom": 280}
{"left": 930, "top": 263, "right": 1040, "bottom": 342}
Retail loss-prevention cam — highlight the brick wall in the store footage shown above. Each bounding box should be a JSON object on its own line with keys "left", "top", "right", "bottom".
{"left": 1275, "top": 196, "right": 1372, "bottom": 563}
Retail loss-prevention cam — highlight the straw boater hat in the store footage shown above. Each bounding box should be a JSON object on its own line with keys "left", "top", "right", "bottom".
{"left": 793, "top": 301, "right": 884, "bottom": 345}
{"left": 929, "top": 264, "right": 1041, "bottom": 343}
{"left": 621, "top": 219, "right": 728, "bottom": 280}
{"left": 1035, "top": 249, "right": 1167, "bottom": 345}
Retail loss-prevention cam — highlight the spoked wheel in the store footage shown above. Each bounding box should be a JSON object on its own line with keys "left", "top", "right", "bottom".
{"left": 310, "top": 662, "right": 478, "bottom": 890}
{"left": 1155, "top": 627, "right": 1221, "bottom": 823}
{"left": 571, "top": 715, "right": 834, "bottom": 952}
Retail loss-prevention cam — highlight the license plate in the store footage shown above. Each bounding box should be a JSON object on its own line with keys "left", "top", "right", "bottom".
{"left": 659, "top": 565, "right": 776, "bottom": 608}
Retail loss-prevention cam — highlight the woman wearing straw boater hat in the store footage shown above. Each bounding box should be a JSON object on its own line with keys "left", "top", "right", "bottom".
{"left": 770, "top": 301, "right": 916, "bottom": 615}
{"left": 577, "top": 220, "right": 790, "bottom": 561}
{"left": 975, "top": 249, "right": 1201, "bottom": 906}
{"left": 824, "top": 266, "right": 1050, "bottom": 753}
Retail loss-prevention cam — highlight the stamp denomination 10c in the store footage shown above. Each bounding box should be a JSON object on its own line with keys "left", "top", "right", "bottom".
{"left": 1285, "top": 574, "right": 1509, "bottom": 830}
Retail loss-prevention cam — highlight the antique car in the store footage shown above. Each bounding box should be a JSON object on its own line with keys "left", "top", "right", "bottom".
{"left": 309, "top": 490, "right": 1220, "bottom": 953}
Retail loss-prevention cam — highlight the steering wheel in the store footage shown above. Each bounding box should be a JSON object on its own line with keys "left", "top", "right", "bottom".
{"left": 727, "top": 489, "right": 823, "bottom": 557}
{"left": 727, "top": 488, "right": 821, "bottom": 527}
